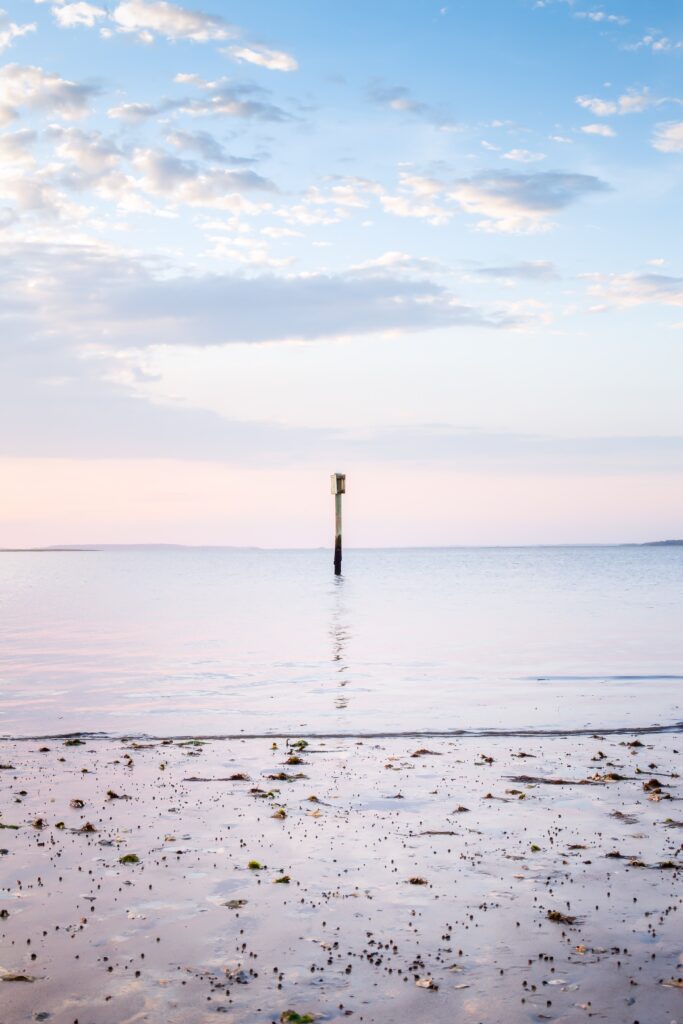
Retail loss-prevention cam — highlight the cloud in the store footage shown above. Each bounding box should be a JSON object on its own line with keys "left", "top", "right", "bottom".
{"left": 128, "top": 147, "right": 276, "bottom": 209}
{"left": 0, "top": 10, "right": 36, "bottom": 52}
{"left": 379, "top": 172, "right": 452, "bottom": 226}
{"left": 44, "top": 1, "right": 299, "bottom": 83}
{"left": 502, "top": 149, "right": 547, "bottom": 163}
{"left": 172, "top": 74, "right": 290, "bottom": 121}
{"left": 0, "top": 128, "right": 37, "bottom": 166}
{"left": 52, "top": 2, "right": 107, "bottom": 28}
{"left": 0, "top": 124, "right": 274, "bottom": 222}
{"left": 379, "top": 193, "right": 452, "bottom": 225}
{"left": 0, "top": 239, "right": 531, "bottom": 462}
{"left": 112, "top": 0, "right": 235, "bottom": 43}
{"left": 48, "top": 126, "right": 122, "bottom": 178}
{"left": 580, "top": 123, "right": 616, "bottom": 137}
{"left": 0, "top": 63, "right": 98, "bottom": 124}
{"left": 574, "top": 10, "right": 629, "bottom": 25}
{"left": 107, "top": 101, "right": 161, "bottom": 123}
{"left": 304, "top": 177, "right": 381, "bottom": 209}
{"left": 626, "top": 32, "right": 682, "bottom": 54}
{"left": 0, "top": 240, "right": 520, "bottom": 361}
{"left": 368, "top": 81, "right": 427, "bottom": 115}
{"left": 652, "top": 121, "right": 683, "bottom": 153}
{"left": 585, "top": 271, "right": 683, "bottom": 308}
{"left": 348, "top": 251, "right": 444, "bottom": 276}
{"left": 270, "top": 176, "right": 382, "bottom": 228}
{"left": 449, "top": 170, "right": 610, "bottom": 233}
{"left": 0, "top": 245, "right": 674, "bottom": 471}
{"left": 366, "top": 80, "right": 455, "bottom": 128}
{"left": 107, "top": 76, "right": 290, "bottom": 124}
{"left": 165, "top": 128, "right": 256, "bottom": 165}
{"left": 476, "top": 260, "right": 559, "bottom": 281}
{"left": 576, "top": 87, "right": 660, "bottom": 117}
{"left": 226, "top": 44, "right": 298, "bottom": 72}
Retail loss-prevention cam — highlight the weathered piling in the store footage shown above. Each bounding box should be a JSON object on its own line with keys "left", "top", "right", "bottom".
{"left": 331, "top": 472, "right": 345, "bottom": 575}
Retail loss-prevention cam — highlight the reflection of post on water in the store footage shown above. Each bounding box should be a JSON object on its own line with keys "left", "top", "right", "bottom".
{"left": 330, "top": 574, "right": 350, "bottom": 710}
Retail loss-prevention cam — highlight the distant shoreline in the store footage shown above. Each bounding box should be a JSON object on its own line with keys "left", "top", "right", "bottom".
{"left": 1, "top": 541, "right": 682, "bottom": 553}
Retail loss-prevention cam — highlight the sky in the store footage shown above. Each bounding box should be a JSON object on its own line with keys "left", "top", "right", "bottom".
{"left": 1, "top": 0, "right": 682, "bottom": 547}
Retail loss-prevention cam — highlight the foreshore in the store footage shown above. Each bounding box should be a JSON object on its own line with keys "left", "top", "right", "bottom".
{"left": 1, "top": 731, "right": 681, "bottom": 1024}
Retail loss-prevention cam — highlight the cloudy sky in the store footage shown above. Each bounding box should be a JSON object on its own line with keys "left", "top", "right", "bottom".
{"left": 1, "top": 0, "right": 682, "bottom": 546}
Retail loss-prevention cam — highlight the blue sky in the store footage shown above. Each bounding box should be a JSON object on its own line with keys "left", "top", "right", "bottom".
{"left": 1, "top": 0, "right": 682, "bottom": 545}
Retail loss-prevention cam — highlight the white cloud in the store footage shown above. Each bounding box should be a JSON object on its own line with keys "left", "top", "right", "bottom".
{"left": 581, "top": 123, "right": 616, "bottom": 137}
{"left": 576, "top": 87, "right": 659, "bottom": 117}
{"left": 269, "top": 176, "right": 381, "bottom": 228}
{"left": 0, "top": 64, "right": 97, "bottom": 125}
{"left": 378, "top": 172, "right": 451, "bottom": 226}
{"left": 227, "top": 44, "right": 298, "bottom": 72}
{"left": 476, "top": 260, "right": 558, "bottom": 282}
{"left": 107, "top": 76, "right": 289, "bottom": 124}
{"left": 369, "top": 83, "right": 427, "bottom": 115}
{"left": 396, "top": 173, "right": 444, "bottom": 197}
{"left": 129, "top": 147, "right": 276, "bottom": 210}
{"left": 306, "top": 179, "right": 380, "bottom": 209}
{"left": 0, "top": 160, "right": 92, "bottom": 219}
{"left": 586, "top": 271, "right": 683, "bottom": 307}
{"left": 574, "top": 10, "right": 629, "bottom": 25}
{"left": 449, "top": 170, "right": 609, "bottom": 234}
{"left": 367, "top": 81, "right": 455, "bottom": 127}
{"left": 576, "top": 95, "right": 617, "bottom": 117}
{"left": 41, "top": 0, "right": 301, "bottom": 90}
{"left": 0, "top": 10, "right": 36, "bottom": 53}
{"left": 275, "top": 203, "right": 343, "bottom": 227}
{"left": 502, "top": 149, "right": 547, "bottom": 163}
{"left": 165, "top": 128, "right": 239, "bottom": 164}
{"left": 0, "top": 240, "right": 518, "bottom": 365}
{"left": 261, "top": 225, "right": 302, "bottom": 239}
{"left": 49, "top": 126, "right": 122, "bottom": 177}
{"left": 627, "top": 32, "right": 682, "bottom": 54}
{"left": 107, "top": 101, "right": 158, "bottom": 123}
{"left": 617, "top": 88, "right": 659, "bottom": 114}
{"left": 349, "top": 251, "right": 443, "bottom": 276}
{"left": 53, "top": 2, "right": 106, "bottom": 28}
{"left": 379, "top": 192, "right": 452, "bottom": 226}
{"left": 652, "top": 121, "right": 683, "bottom": 153}
{"left": 172, "top": 74, "right": 289, "bottom": 121}
{"left": 0, "top": 128, "right": 36, "bottom": 166}
{"left": 112, "top": 0, "right": 235, "bottom": 43}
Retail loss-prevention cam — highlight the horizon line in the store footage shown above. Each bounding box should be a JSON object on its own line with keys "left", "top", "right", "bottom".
{"left": 2, "top": 540, "right": 682, "bottom": 553}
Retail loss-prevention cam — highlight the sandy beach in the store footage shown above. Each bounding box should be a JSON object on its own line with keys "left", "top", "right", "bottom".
{"left": 1, "top": 731, "right": 681, "bottom": 1024}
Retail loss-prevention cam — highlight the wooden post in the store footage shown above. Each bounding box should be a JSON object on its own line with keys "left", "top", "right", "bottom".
{"left": 331, "top": 472, "right": 346, "bottom": 575}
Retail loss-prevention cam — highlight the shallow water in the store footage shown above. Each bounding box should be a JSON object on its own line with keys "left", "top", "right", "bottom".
{"left": 0, "top": 546, "right": 681, "bottom": 737}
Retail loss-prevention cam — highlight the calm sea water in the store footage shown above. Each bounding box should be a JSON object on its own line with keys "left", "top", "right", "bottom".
{"left": 0, "top": 546, "right": 681, "bottom": 738}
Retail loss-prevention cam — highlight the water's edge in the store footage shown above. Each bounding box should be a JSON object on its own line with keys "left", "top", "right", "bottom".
{"left": 4, "top": 721, "right": 682, "bottom": 742}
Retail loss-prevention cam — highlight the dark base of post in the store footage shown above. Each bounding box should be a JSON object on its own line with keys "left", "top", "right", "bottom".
{"left": 334, "top": 536, "right": 342, "bottom": 576}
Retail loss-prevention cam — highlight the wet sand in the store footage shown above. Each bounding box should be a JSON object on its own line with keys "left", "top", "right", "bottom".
{"left": 0, "top": 732, "right": 681, "bottom": 1024}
